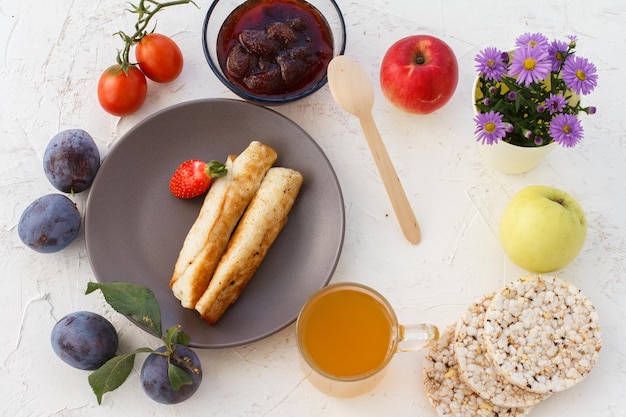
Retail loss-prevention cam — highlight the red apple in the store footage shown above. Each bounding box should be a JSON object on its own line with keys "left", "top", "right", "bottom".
{"left": 380, "top": 35, "right": 459, "bottom": 114}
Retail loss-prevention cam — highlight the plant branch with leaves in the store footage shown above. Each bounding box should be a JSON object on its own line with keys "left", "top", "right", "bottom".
{"left": 85, "top": 282, "right": 200, "bottom": 404}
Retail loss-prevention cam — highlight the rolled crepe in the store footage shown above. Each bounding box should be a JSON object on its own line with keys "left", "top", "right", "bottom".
{"left": 195, "top": 167, "right": 303, "bottom": 324}
{"left": 170, "top": 141, "right": 277, "bottom": 309}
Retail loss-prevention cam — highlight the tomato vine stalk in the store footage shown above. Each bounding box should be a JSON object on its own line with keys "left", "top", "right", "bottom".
{"left": 114, "top": 0, "right": 197, "bottom": 72}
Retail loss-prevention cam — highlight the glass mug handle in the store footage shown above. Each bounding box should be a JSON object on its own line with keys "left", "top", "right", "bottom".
{"left": 397, "top": 323, "right": 440, "bottom": 352}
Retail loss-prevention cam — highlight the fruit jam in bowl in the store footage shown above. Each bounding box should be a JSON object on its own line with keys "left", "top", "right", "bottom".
{"left": 203, "top": 0, "right": 346, "bottom": 105}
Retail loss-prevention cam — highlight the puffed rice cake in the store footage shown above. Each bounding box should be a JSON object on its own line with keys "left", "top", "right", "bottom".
{"left": 482, "top": 275, "right": 602, "bottom": 394}
{"left": 423, "top": 324, "right": 532, "bottom": 417}
{"left": 454, "top": 292, "right": 550, "bottom": 408}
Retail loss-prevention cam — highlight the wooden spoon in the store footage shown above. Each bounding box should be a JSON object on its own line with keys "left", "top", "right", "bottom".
{"left": 327, "top": 55, "right": 421, "bottom": 244}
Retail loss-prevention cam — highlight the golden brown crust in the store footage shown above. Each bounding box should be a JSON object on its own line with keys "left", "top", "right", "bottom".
{"left": 195, "top": 167, "right": 303, "bottom": 324}
{"left": 169, "top": 141, "right": 277, "bottom": 309}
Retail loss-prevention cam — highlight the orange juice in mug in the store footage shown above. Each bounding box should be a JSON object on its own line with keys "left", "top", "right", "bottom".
{"left": 296, "top": 282, "right": 439, "bottom": 397}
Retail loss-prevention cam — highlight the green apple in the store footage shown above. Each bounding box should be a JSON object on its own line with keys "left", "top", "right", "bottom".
{"left": 499, "top": 185, "right": 587, "bottom": 272}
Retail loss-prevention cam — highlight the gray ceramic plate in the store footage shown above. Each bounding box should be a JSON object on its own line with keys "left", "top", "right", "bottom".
{"left": 85, "top": 99, "right": 344, "bottom": 348}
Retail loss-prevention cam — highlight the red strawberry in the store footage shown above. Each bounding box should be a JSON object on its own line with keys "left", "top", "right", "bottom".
{"left": 169, "top": 159, "right": 227, "bottom": 199}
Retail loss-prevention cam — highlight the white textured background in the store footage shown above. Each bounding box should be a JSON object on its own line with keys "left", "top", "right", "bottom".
{"left": 1, "top": 0, "right": 625, "bottom": 416}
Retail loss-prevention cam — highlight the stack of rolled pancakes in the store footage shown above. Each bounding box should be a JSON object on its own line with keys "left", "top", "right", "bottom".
{"left": 170, "top": 141, "right": 303, "bottom": 324}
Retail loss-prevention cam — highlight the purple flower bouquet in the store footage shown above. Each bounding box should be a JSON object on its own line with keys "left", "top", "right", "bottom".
{"left": 473, "top": 33, "right": 597, "bottom": 148}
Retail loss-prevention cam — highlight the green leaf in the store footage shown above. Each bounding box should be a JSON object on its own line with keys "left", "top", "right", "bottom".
{"left": 164, "top": 325, "right": 181, "bottom": 350}
{"left": 163, "top": 325, "right": 191, "bottom": 349}
{"left": 86, "top": 282, "right": 162, "bottom": 337}
{"left": 88, "top": 348, "right": 152, "bottom": 404}
{"left": 168, "top": 360, "right": 193, "bottom": 391}
{"left": 176, "top": 330, "right": 190, "bottom": 347}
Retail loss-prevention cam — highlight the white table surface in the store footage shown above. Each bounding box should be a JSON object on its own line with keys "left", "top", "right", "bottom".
{"left": 2, "top": 0, "right": 625, "bottom": 416}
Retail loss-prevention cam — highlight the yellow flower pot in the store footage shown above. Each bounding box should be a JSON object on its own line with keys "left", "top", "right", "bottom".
{"left": 472, "top": 74, "right": 576, "bottom": 174}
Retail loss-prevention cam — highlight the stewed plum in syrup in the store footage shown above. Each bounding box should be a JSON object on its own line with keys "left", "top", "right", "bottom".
{"left": 217, "top": 0, "right": 334, "bottom": 97}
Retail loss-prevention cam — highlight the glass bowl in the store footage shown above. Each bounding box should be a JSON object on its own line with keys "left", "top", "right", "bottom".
{"left": 202, "top": 0, "right": 346, "bottom": 105}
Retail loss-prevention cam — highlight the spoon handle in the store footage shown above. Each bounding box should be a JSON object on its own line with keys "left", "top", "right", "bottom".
{"left": 359, "top": 113, "right": 421, "bottom": 244}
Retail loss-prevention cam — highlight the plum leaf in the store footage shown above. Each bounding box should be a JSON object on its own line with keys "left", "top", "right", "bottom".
{"left": 168, "top": 360, "right": 193, "bottom": 390}
{"left": 164, "top": 324, "right": 190, "bottom": 348}
{"left": 88, "top": 348, "right": 153, "bottom": 404}
{"left": 86, "top": 281, "right": 162, "bottom": 337}
{"left": 84, "top": 281, "right": 199, "bottom": 404}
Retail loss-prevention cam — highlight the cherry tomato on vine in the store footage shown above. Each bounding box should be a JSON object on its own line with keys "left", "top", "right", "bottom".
{"left": 135, "top": 33, "right": 184, "bottom": 83}
{"left": 97, "top": 64, "right": 147, "bottom": 116}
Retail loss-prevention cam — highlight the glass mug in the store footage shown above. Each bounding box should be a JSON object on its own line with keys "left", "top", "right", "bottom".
{"left": 296, "top": 282, "right": 439, "bottom": 397}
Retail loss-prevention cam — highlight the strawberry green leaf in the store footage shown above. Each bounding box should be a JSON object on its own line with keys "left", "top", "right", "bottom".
{"left": 206, "top": 160, "right": 227, "bottom": 178}
{"left": 88, "top": 348, "right": 153, "bottom": 404}
{"left": 168, "top": 360, "right": 193, "bottom": 391}
{"left": 86, "top": 281, "right": 162, "bottom": 337}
